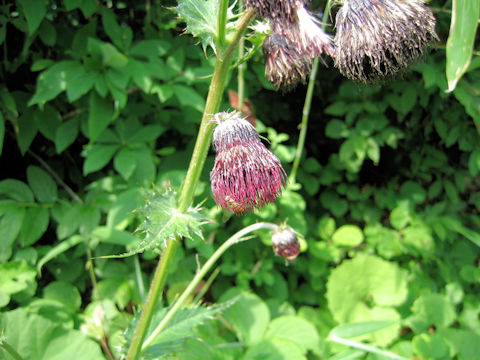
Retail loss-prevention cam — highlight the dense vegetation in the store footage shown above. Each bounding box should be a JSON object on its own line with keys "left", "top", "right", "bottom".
{"left": 1, "top": 0, "right": 479, "bottom": 359}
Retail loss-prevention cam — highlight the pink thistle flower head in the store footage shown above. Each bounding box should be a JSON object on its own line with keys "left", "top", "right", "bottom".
{"left": 210, "top": 112, "right": 286, "bottom": 214}
{"left": 334, "top": 0, "right": 438, "bottom": 83}
{"left": 272, "top": 227, "right": 300, "bottom": 264}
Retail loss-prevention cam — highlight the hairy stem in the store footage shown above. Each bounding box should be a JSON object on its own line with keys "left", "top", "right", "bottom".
{"left": 289, "top": 0, "right": 333, "bottom": 183}
{"left": 0, "top": 340, "right": 24, "bottom": 360}
{"left": 126, "top": 8, "right": 255, "bottom": 360}
{"left": 237, "top": 0, "right": 246, "bottom": 110}
{"left": 142, "top": 222, "right": 278, "bottom": 349}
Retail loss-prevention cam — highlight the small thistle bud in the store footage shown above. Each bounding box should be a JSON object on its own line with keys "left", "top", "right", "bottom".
{"left": 272, "top": 227, "right": 300, "bottom": 263}
{"left": 210, "top": 112, "right": 286, "bottom": 214}
{"left": 334, "top": 0, "right": 438, "bottom": 83}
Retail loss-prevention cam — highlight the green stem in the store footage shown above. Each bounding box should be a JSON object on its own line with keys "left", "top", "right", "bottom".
{"left": 0, "top": 340, "right": 24, "bottom": 360}
{"left": 126, "top": 8, "right": 255, "bottom": 360}
{"left": 142, "top": 222, "right": 278, "bottom": 350}
{"left": 217, "top": 0, "right": 229, "bottom": 50}
{"left": 289, "top": 0, "right": 333, "bottom": 183}
{"left": 236, "top": 0, "right": 246, "bottom": 110}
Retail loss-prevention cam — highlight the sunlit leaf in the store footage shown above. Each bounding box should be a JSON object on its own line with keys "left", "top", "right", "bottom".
{"left": 446, "top": 0, "right": 480, "bottom": 91}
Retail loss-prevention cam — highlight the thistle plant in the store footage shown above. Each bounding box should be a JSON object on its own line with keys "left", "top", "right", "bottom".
{"left": 123, "top": 0, "right": 440, "bottom": 358}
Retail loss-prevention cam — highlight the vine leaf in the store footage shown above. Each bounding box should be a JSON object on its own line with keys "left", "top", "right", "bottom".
{"left": 175, "top": 0, "right": 235, "bottom": 53}
{"left": 98, "top": 188, "right": 209, "bottom": 259}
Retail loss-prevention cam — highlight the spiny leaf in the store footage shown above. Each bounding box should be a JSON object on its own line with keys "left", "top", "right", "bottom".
{"left": 175, "top": 0, "right": 236, "bottom": 53}
{"left": 120, "top": 301, "right": 236, "bottom": 359}
{"left": 98, "top": 188, "right": 209, "bottom": 259}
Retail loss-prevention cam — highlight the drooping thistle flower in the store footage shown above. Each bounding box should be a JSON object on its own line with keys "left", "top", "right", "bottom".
{"left": 244, "top": 0, "right": 299, "bottom": 22}
{"left": 334, "top": 0, "right": 438, "bottom": 83}
{"left": 262, "top": 2, "right": 334, "bottom": 89}
{"left": 210, "top": 112, "right": 286, "bottom": 214}
{"left": 272, "top": 227, "right": 300, "bottom": 264}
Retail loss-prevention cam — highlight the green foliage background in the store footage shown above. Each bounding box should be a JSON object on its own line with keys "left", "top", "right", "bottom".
{"left": 1, "top": 0, "right": 480, "bottom": 359}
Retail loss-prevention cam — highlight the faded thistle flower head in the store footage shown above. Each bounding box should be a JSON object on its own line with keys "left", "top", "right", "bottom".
{"left": 210, "top": 112, "right": 286, "bottom": 214}
{"left": 272, "top": 227, "right": 300, "bottom": 263}
{"left": 334, "top": 0, "right": 438, "bottom": 83}
{"left": 263, "top": 3, "right": 334, "bottom": 90}
{"left": 244, "top": 0, "right": 300, "bottom": 22}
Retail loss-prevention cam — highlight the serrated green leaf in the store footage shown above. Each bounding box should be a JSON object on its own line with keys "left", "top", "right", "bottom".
{"left": 100, "top": 189, "right": 208, "bottom": 258}
{"left": 176, "top": 0, "right": 234, "bottom": 52}
{"left": 446, "top": 0, "right": 480, "bottom": 91}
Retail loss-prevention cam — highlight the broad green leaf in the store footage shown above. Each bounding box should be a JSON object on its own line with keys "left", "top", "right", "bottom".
{"left": 34, "top": 105, "right": 62, "bottom": 141}
{"left": 88, "top": 91, "right": 115, "bottom": 141}
{"left": 55, "top": 117, "right": 80, "bottom": 153}
{"left": 106, "top": 188, "right": 144, "bottom": 229}
{"left": 221, "top": 291, "right": 270, "bottom": 346}
{"left": 0, "top": 261, "right": 36, "bottom": 307}
{"left": 37, "top": 235, "right": 84, "bottom": 275}
{"left": 0, "top": 179, "right": 34, "bottom": 202}
{"left": 173, "top": 85, "right": 205, "bottom": 113}
{"left": 265, "top": 316, "right": 320, "bottom": 354}
{"left": 17, "top": 108, "right": 38, "bottom": 154}
{"left": 441, "top": 216, "right": 480, "bottom": 248}
{"left": 331, "top": 225, "right": 364, "bottom": 247}
{"left": 39, "top": 20, "right": 56, "bottom": 46}
{"left": 43, "top": 281, "right": 82, "bottom": 313}
{"left": 325, "top": 119, "right": 349, "bottom": 139}
{"left": 407, "top": 294, "right": 456, "bottom": 333}
{"left": 412, "top": 333, "right": 451, "bottom": 359}
{"left": 0, "top": 308, "right": 103, "bottom": 359}
{"left": 0, "top": 205, "right": 26, "bottom": 261}
{"left": 54, "top": 202, "right": 81, "bottom": 239}
{"left": 100, "top": 188, "right": 207, "bottom": 258}
{"left": 390, "top": 203, "right": 410, "bottom": 230}
{"left": 127, "top": 125, "right": 165, "bottom": 143}
{"left": 130, "top": 40, "right": 171, "bottom": 59}
{"left": 243, "top": 338, "right": 306, "bottom": 360}
{"left": 27, "top": 165, "right": 58, "bottom": 203}
{"left": 438, "top": 328, "right": 480, "bottom": 360}
{"left": 101, "top": 7, "right": 132, "bottom": 51}
{"left": 446, "top": 0, "right": 480, "bottom": 91}
{"left": 18, "top": 0, "right": 47, "bottom": 35}
{"left": 20, "top": 206, "right": 50, "bottom": 246}
{"left": 28, "top": 61, "right": 81, "bottom": 107}
{"left": 83, "top": 144, "right": 118, "bottom": 175}
{"left": 113, "top": 148, "right": 137, "bottom": 179}
{"left": 400, "top": 181, "right": 426, "bottom": 204}
{"left": 326, "top": 255, "right": 407, "bottom": 345}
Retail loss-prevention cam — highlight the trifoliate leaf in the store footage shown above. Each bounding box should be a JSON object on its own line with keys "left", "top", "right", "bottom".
{"left": 99, "top": 188, "right": 208, "bottom": 258}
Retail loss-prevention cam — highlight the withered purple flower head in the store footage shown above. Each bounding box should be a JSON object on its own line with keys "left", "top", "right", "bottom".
{"left": 210, "top": 112, "right": 286, "bottom": 214}
{"left": 263, "top": 33, "right": 312, "bottom": 90}
{"left": 334, "top": 0, "right": 438, "bottom": 83}
{"left": 272, "top": 227, "right": 300, "bottom": 264}
{"left": 244, "top": 0, "right": 302, "bottom": 22}
{"left": 263, "top": 4, "right": 334, "bottom": 90}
